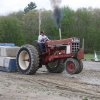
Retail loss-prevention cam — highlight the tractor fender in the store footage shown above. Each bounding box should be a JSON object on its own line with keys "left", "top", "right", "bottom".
{"left": 77, "top": 48, "right": 84, "bottom": 60}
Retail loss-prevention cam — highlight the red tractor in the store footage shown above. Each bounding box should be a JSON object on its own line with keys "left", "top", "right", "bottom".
{"left": 16, "top": 37, "right": 84, "bottom": 75}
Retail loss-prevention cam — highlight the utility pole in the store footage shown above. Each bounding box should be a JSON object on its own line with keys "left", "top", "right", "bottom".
{"left": 39, "top": 9, "right": 41, "bottom": 35}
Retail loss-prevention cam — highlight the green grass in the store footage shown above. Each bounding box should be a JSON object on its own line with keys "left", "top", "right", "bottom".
{"left": 84, "top": 54, "right": 94, "bottom": 59}
{"left": 82, "top": 97, "right": 88, "bottom": 100}
{"left": 98, "top": 55, "right": 100, "bottom": 59}
{"left": 84, "top": 53, "right": 100, "bottom": 60}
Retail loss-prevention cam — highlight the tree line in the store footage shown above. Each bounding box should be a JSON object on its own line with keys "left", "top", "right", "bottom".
{"left": 0, "top": 5, "right": 100, "bottom": 53}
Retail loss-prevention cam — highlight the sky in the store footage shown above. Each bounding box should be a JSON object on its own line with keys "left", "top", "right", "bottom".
{"left": 0, "top": 0, "right": 100, "bottom": 15}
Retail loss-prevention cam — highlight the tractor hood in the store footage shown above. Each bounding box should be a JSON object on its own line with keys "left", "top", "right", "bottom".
{"left": 45, "top": 38, "right": 72, "bottom": 46}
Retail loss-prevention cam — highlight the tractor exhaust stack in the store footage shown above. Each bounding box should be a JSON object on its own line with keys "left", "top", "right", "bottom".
{"left": 59, "top": 28, "right": 61, "bottom": 40}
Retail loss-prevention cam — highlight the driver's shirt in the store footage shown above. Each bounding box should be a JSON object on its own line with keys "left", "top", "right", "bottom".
{"left": 38, "top": 35, "right": 49, "bottom": 43}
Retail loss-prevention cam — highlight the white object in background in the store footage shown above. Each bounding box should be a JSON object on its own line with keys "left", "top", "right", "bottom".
{"left": 94, "top": 52, "right": 99, "bottom": 61}
{"left": 0, "top": 57, "right": 5, "bottom": 67}
{"left": 0, "top": 46, "right": 20, "bottom": 57}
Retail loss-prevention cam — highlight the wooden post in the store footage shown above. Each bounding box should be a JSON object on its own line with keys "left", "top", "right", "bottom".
{"left": 39, "top": 9, "right": 41, "bottom": 35}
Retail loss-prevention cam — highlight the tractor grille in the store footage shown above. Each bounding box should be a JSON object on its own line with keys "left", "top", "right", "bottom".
{"left": 72, "top": 43, "right": 79, "bottom": 53}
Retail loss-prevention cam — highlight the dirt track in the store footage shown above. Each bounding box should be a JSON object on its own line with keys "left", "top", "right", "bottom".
{"left": 0, "top": 60, "right": 100, "bottom": 100}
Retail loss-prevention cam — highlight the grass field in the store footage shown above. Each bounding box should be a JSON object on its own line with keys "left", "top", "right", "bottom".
{"left": 84, "top": 53, "right": 100, "bottom": 59}
{"left": 84, "top": 54, "right": 94, "bottom": 59}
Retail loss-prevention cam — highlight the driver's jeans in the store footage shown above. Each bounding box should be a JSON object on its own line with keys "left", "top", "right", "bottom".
{"left": 37, "top": 42, "right": 45, "bottom": 53}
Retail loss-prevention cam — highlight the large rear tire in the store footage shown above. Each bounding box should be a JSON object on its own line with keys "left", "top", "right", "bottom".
{"left": 16, "top": 44, "right": 39, "bottom": 75}
{"left": 46, "top": 60, "right": 65, "bottom": 73}
{"left": 65, "top": 58, "right": 79, "bottom": 75}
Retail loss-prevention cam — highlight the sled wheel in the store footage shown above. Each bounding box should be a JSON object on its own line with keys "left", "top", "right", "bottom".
{"left": 65, "top": 58, "right": 79, "bottom": 75}
{"left": 16, "top": 44, "right": 39, "bottom": 75}
{"left": 46, "top": 60, "right": 65, "bottom": 73}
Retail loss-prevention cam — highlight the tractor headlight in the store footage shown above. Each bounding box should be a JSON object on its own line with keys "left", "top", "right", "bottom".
{"left": 72, "top": 37, "right": 80, "bottom": 43}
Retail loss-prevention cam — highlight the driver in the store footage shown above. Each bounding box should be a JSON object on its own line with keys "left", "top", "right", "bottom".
{"left": 37, "top": 31, "right": 49, "bottom": 54}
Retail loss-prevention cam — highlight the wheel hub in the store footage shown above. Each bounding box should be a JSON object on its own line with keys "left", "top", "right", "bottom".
{"left": 23, "top": 59, "right": 30, "bottom": 62}
{"left": 67, "top": 62, "right": 75, "bottom": 72}
{"left": 18, "top": 50, "right": 30, "bottom": 70}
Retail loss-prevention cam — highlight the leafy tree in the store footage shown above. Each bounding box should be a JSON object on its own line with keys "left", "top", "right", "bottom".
{"left": 0, "top": 22, "right": 4, "bottom": 42}
{"left": 61, "top": 7, "right": 75, "bottom": 38}
{"left": 22, "top": 10, "right": 39, "bottom": 44}
{"left": 9, "top": 11, "right": 24, "bottom": 20}
{"left": 40, "top": 9, "right": 57, "bottom": 40}
{"left": 0, "top": 16, "right": 25, "bottom": 46}
{"left": 24, "top": 2, "right": 37, "bottom": 13}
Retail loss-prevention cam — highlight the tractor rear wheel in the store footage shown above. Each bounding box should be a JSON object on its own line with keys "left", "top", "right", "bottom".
{"left": 16, "top": 44, "right": 39, "bottom": 75}
{"left": 46, "top": 60, "right": 65, "bottom": 73}
{"left": 65, "top": 58, "right": 79, "bottom": 75}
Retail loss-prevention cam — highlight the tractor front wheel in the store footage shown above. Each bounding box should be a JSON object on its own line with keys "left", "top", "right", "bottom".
{"left": 46, "top": 60, "right": 65, "bottom": 73}
{"left": 75, "top": 60, "right": 83, "bottom": 74}
{"left": 16, "top": 44, "right": 39, "bottom": 75}
{"left": 65, "top": 58, "right": 79, "bottom": 75}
